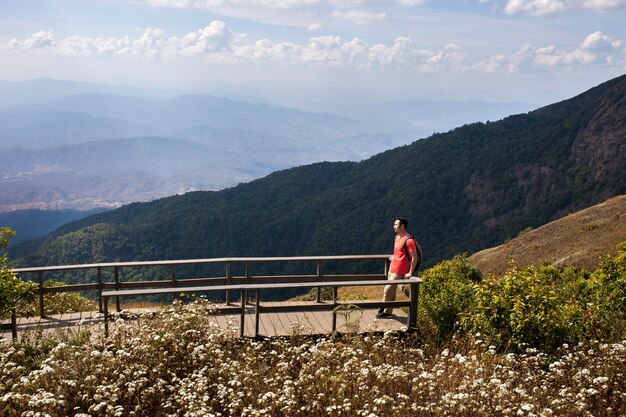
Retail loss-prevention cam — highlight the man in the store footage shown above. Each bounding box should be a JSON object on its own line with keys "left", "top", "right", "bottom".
{"left": 377, "top": 217, "right": 419, "bottom": 318}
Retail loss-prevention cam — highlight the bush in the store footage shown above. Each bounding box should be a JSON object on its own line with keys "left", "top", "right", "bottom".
{"left": 0, "top": 228, "right": 37, "bottom": 320}
{"left": 418, "top": 255, "right": 482, "bottom": 340}
{"left": 462, "top": 264, "right": 591, "bottom": 352}
{"left": 462, "top": 243, "right": 626, "bottom": 353}
{"left": 17, "top": 280, "right": 98, "bottom": 317}
{"left": 588, "top": 242, "right": 626, "bottom": 339}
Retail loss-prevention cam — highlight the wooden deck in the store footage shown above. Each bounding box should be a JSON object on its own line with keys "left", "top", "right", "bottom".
{"left": 1, "top": 303, "right": 409, "bottom": 340}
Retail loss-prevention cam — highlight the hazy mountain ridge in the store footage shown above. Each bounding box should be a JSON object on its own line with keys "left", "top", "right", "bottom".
{"left": 0, "top": 137, "right": 266, "bottom": 212}
{"left": 12, "top": 75, "right": 625, "bottom": 271}
{"left": 0, "top": 110, "right": 166, "bottom": 149}
{"left": 0, "top": 78, "right": 535, "bottom": 213}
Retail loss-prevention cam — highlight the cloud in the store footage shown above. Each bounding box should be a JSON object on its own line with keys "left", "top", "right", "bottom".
{"left": 503, "top": 0, "right": 626, "bottom": 15}
{"left": 3, "top": 23, "right": 236, "bottom": 60}
{"left": 395, "top": 0, "right": 428, "bottom": 5}
{"left": 23, "top": 30, "right": 57, "bottom": 49}
{"left": 308, "top": 22, "right": 322, "bottom": 32}
{"left": 504, "top": 0, "right": 566, "bottom": 15}
{"left": 579, "top": 0, "right": 626, "bottom": 10}
{"left": 147, "top": 0, "right": 320, "bottom": 10}
{"left": 581, "top": 30, "right": 623, "bottom": 51}
{"left": 167, "top": 21, "right": 234, "bottom": 56}
{"left": 3, "top": 25, "right": 623, "bottom": 75}
{"left": 474, "top": 31, "right": 625, "bottom": 72}
{"left": 331, "top": 10, "right": 386, "bottom": 24}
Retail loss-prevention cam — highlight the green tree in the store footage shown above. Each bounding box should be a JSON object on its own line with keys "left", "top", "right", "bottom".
{"left": 0, "top": 227, "right": 37, "bottom": 319}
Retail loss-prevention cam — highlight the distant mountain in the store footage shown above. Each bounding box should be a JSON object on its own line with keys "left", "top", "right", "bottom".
{"left": 0, "top": 78, "right": 178, "bottom": 109}
{"left": 0, "top": 137, "right": 267, "bottom": 211}
{"left": 470, "top": 195, "right": 626, "bottom": 276}
{"left": 13, "top": 75, "right": 626, "bottom": 274}
{"left": 0, "top": 208, "right": 108, "bottom": 245}
{"left": 0, "top": 110, "right": 165, "bottom": 149}
{"left": 15, "top": 93, "right": 360, "bottom": 140}
{"left": 2, "top": 81, "right": 537, "bottom": 212}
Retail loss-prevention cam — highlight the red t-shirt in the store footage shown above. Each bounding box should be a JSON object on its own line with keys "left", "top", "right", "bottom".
{"left": 390, "top": 235, "right": 417, "bottom": 275}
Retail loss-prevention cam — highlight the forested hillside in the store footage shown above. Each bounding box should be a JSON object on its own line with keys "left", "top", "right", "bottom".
{"left": 12, "top": 75, "right": 626, "bottom": 273}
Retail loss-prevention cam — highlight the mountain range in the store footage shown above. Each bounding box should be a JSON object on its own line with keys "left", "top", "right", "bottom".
{"left": 0, "top": 78, "right": 532, "bottom": 214}
{"left": 12, "top": 75, "right": 626, "bottom": 275}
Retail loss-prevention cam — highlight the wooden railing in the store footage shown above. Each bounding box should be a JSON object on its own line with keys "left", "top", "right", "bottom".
{"left": 13, "top": 255, "right": 423, "bottom": 338}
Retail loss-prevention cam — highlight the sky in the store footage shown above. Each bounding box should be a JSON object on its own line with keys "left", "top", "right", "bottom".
{"left": 1, "top": 0, "right": 625, "bottom": 107}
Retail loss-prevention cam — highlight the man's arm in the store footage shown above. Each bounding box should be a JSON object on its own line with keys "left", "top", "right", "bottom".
{"left": 405, "top": 250, "right": 418, "bottom": 278}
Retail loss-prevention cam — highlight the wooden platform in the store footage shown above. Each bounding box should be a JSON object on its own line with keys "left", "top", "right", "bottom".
{"left": 1, "top": 303, "right": 408, "bottom": 340}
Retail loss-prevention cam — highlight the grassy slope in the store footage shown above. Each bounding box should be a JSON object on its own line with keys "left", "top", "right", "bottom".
{"left": 469, "top": 194, "right": 626, "bottom": 276}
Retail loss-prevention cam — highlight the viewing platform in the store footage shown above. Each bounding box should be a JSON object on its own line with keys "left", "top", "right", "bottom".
{"left": 6, "top": 255, "right": 422, "bottom": 340}
{"left": 2, "top": 303, "right": 410, "bottom": 340}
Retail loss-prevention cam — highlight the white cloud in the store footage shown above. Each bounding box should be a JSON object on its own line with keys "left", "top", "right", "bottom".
{"left": 147, "top": 0, "right": 320, "bottom": 9}
{"left": 395, "top": 0, "right": 428, "bottom": 5}
{"left": 167, "top": 21, "right": 234, "bottom": 56}
{"left": 331, "top": 10, "right": 386, "bottom": 24}
{"left": 23, "top": 30, "right": 56, "bottom": 49}
{"left": 504, "top": 0, "right": 626, "bottom": 14}
{"left": 3, "top": 24, "right": 624, "bottom": 75}
{"left": 474, "top": 31, "right": 624, "bottom": 72}
{"left": 504, "top": 0, "right": 566, "bottom": 15}
{"left": 581, "top": 30, "right": 623, "bottom": 51}
{"left": 308, "top": 22, "right": 322, "bottom": 31}
{"left": 580, "top": 0, "right": 626, "bottom": 10}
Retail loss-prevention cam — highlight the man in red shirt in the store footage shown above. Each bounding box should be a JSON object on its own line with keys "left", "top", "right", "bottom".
{"left": 377, "top": 217, "right": 419, "bottom": 318}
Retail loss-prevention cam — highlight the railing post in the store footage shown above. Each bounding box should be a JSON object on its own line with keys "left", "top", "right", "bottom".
{"left": 114, "top": 266, "right": 121, "bottom": 312}
{"left": 316, "top": 260, "right": 322, "bottom": 303}
{"left": 255, "top": 289, "right": 260, "bottom": 338}
{"left": 245, "top": 262, "right": 251, "bottom": 306}
{"left": 240, "top": 289, "right": 246, "bottom": 338}
{"left": 11, "top": 307, "right": 17, "bottom": 340}
{"left": 38, "top": 271, "right": 45, "bottom": 318}
{"left": 407, "top": 279, "right": 420, "bottom": 330}
{"left": 97, "top": 267, "right": 103, "bottom": 313}
{"left": 331, "top": 286, "right": 338, "bottom": 332}
{"left": 225, "top": 261, "right": 231, "bottom": 306}
{"left": 104, "top": 296, "right": 109, "bottom": 338}
{"left": 171, "top": 265, "right": 177, "bottom": 303}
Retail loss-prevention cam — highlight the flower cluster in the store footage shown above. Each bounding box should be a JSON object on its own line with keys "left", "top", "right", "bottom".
{"left": 0, "top": 301, "right": 624, "bottom": 416}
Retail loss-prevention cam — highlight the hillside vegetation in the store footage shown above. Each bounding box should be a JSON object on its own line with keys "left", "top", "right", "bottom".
{"left": 470, "top": 194, "right": 626, "bottom": 276}
{"left": 12, "top": 75, "right": 626, "bottom": 281}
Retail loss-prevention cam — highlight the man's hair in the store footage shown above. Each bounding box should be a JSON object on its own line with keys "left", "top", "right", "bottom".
{"left": 396, "top": 217, "right": 408, "bottom": 228}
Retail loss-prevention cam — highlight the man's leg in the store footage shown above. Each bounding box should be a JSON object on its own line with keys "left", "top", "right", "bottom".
{"left": 379, "top": 272, "right": 402, "bottom": 316}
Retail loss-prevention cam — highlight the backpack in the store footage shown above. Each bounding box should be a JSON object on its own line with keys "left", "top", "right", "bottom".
{"left": 402, "top": 235, "right": 422, "bottom": 272}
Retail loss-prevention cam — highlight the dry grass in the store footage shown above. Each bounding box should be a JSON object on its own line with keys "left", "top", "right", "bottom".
{"left": 470, "top": 195, "right": 626, "bottom": 276}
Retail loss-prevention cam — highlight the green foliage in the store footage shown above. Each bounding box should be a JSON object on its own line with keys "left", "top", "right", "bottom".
{"left": 587, "top": 242, "right": 626, "bottom": 339}
{"left": 419, "top": 255, "right": 482, "bottom": 339}
{"left": 0, "top": 228, "right": 37, "bottom": 319}
{"left": 462, "top": 264, "right": 591, "bottom": 352}
{"left": 17, "top": 280, "right": 97, "bottom": 317}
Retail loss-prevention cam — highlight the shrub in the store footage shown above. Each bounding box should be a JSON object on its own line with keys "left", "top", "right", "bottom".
{"left": 418, "top": 255, "right": 482, "bottom": 340}
{"left": 462, "top": 264, "right": 590, "bottom": 352}
{"left": 17, "top": 280, "right": 98, "bottom": 317}
{"left": 0, "top": 228, "right": 37, "bottom": 320}
{"left": 588, "top": 242, "right": 626, "bottom": 339}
